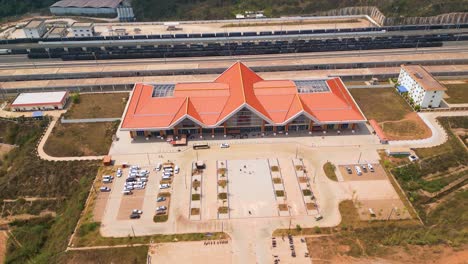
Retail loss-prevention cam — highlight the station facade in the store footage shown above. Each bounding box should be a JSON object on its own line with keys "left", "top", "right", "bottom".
{"left": 120, "top": 62, "right": 366, "bottom": 138}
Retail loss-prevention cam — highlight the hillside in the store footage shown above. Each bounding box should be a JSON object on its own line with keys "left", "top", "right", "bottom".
{"left": 0, "top": 0, "right": 54, "bottom": 21}
{"left": 132, "top": 0, "right": 468, "bottom": 21}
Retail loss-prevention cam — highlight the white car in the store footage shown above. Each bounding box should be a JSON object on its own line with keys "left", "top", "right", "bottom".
{"left": 159, "top": 183, "right": 171, "bottom": 189}
{"left": 156, "top": 206, "right": 167, "bottom": 211}
{"left": 174, "top": 166, "right": 179, "bottom": 174}
{"left": 132, "top": 209, "right": 143, "bottom": 214}
{"left": 156, "top": 163, "right": 162, "bottom": 171}
{"left": 367, "top": 163, "right": 374, "bottom": 172}
{"left": 409, "top": 155, "right": 419, "bottom": 162}
{"left": 220, "top": 143, "right": 230, "bottom": 148}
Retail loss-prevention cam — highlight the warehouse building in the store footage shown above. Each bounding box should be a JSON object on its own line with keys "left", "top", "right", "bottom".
{"left": 398, "top": 65, "right": 446, "bottom": 108}
{"left": 120, "top": 62, "right": 366, "bottom": 139}
{"left": 50, "top": 0, "right": 134, "bottom": 21}
{"left": 23, "top": 20, "right": 47, "bottom": 38}
{"left": 11, "top": 91, "right": 69, "bottom": 111}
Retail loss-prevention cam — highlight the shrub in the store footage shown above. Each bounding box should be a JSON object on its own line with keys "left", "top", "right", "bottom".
{"left": 218, "top": 193, "right": 227, "bottom": 200}
{"left": 218, "top": 206, "right": 228, "bottom": 214}
{"left": 153, "top": 214, "right": 168, "bottom": 222}
{"left": 273, "top": 178, "right": 282, "bottom": 184}
{"left": 296, "top": 224, "right": 302, "bottom": 232}
{"left": 192, "top": 194, "right": 200, "bottom": 201}
{"left": 192, "top": 179, "right": 201, "bottom": 190}
{"left": 78, "top": 222, "right": 100, "bottom": 237}
{"left": 302, "top": 189, "right": 312, "bottom": 196}
{"left": 276, "top": 190, "right": 285, "bottom": 197}
{"left": 271, "top": 166, "right": 279, "bottom": 172}
{"left": 71, "top": 93, "right": 80, "bottom": 104}
{"left": 218, "top": 180, "right": 227, "bottom": 188}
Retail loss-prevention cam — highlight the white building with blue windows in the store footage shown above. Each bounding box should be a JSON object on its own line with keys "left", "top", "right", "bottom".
{"left": 397, "top": 65, "right": 446, "bottom": 108}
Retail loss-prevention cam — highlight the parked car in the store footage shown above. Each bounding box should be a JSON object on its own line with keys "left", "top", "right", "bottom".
{"left": 102, "top": 178, "right": 112, "bottom": 183}
{"left": 129, "top": 213, "right": 140, "bottom": 219}
{"left": 159, "top": 184, "right": 171, "bottom": 189}
{"left": 174, "top": 165, "right": 179, "bottom": 174}
{"left": 409, "top": 155, "right": 419, "bottom": 162}
{"left": 361, "top": 165, "right": 367, "bottom": 173}
{"left": 314, "top": 214, "right": 323, "bottom": 221}
{"left": 220, "top": 143, "right": 230, "bottom": 148}
{"left": 116, "top": 170, "right": 122, "bottom": 177}
{"left": 345, "top": 167, "right": 352, "bottom": 174}
{"left": 156, "top": 211, "right": 166, "bottom": 215}
{"left": 103, "top": 175, "right": 114, "bottom": 180}
{"left": 156, "top": 206, "right": 167, "bottom": 211}
{"left": 132, "top": 209, "right": 143, "bottom": 214}
{"left": 367, "top": 163, "right": 374, "bottom": 172}
{"left": 100, "top": 187, "right": 111, "bottom": 192}
{"left": 355, "top": 166, "right": 362, "bottom": 176}
{"left": 162, "top": 176, "right": 171, "bottom": 180}
{"left": 122, "top": 190, "right": 133, "bottom": 195}
{"left": 157, "top": 196, "right": 166, "bottom": 202}
{"left": 156, "top": 163, "right": 162, "bottom": 171}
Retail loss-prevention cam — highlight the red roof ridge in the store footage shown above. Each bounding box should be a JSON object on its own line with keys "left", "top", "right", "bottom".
{"left": 238, "top": 62, "right": 247, "bottom": 104}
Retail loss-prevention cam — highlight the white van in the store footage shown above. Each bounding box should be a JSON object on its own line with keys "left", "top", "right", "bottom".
{"left": 102, "top": 178, "right": 113, "bottom": 183}
{"left": 164, "top": 167, "right": 173, "bottom": 172}
{"left": 162, "top": 175, "right": 171, "bottom": 180}
{"left": 174, "top": 165, "right": 179, "bottom": 174}
{"left": 367, "top": 163, "right": 374, "bottom": 172}
{"left": 355, "top": 165, "right": 362, "bottom": 176}
{"left": 163, "top": 172, "right": 172, "bottom": 177}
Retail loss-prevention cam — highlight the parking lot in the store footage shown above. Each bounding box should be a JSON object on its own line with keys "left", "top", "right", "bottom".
{"left": 338, "top": 163, "right": 387, "bottom": 181}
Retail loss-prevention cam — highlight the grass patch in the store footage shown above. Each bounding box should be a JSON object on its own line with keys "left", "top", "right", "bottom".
{"left": 323, "top": 162, "right": 338, "bottom": 181}
{"left": 218, "top": 192, "right": 227, "bottom": 200}
{"left": 153, "top": 214, "right": 168, "bottom": 223}
{"left": 272, "top": 177, "right": 282, "bottom": 184}
{"left": 270, "top": 165, "right": 279, "bottom": 172}
{"left": 44, "top": 121, "right": 118, "bottom": 157}
{"left": 192, "top": 194, "right": 200, "bottom": 201}
{"left": 349, "top": 88, "right": 412, "bottom": 122}
{"left": 444, "top": 83, "right": 468, "bottom": 104}
{"left": 65, "top": 246, "right": 149, "bottom": 264}
{"left": 64, "top": 93, "right": 129, "bottom": 119}
{"left": 275, "top": 190, "right": 284, "bottom": 197}
{"left": 158, "top": 192, "right": 171, "bottom": 198}
{"left": 218, "top": 206, "right": 228, "bottom": 214}
{"left": 190, "top": 208, "right": 200, "bottom": 215}
{"left": 302, "top": 189, "right": 312, "bottom": 196}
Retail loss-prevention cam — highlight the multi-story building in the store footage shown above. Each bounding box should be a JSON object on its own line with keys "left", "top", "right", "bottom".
{"left": 23, "top": 19, "right": 47, "bottom": 38}
{"left": 120, "top": 62, "right": 367, "bottom": 139}
{"left": 70, "top": 22, "right": 95, "bottom": 37}
{"left": 398, "top": 65, "right": 446, "bottom": 108}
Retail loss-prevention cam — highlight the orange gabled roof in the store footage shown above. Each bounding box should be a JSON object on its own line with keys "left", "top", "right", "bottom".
{"left": 120, "top": 62, "right": 366, "bottom": 130}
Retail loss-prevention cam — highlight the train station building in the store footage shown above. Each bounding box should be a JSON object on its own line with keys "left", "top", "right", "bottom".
{"left": 120, "top": 62, "right": 366, "bottom": 139}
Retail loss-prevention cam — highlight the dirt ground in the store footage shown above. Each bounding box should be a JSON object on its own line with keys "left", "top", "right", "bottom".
{"left": 0, "top": 231, "right": 7, "bottom": 264}
{"left": 93, "top": 192, "right": 110, "bottom": 222}
{"left": 0, "top": 143, "right": 15, "bottom": 158}
{"left": 308, "top": 236, "right": 468, "bottom": 264}
{"left": 355, "top": 199, "right": 411, "bottom": 220}
{"left": 149, "top": 240, "right": 232, "bottom": 264}
{"left": 381, "top": 112, "right": 432, "bottom": 140}
{"left": 444, "top": 83, "right": 468, "bottom": 104}
{"left": 339, "top": 163, "right": 387, "bottom": 181}
{"left": 64, "top": 93, "right": 129, "bottom": 119}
